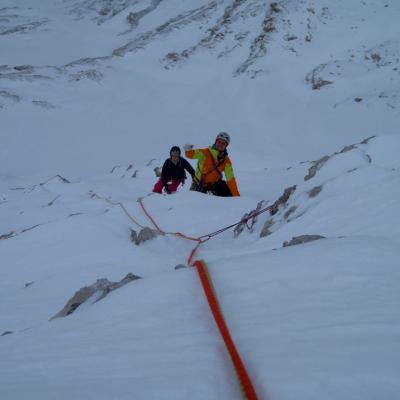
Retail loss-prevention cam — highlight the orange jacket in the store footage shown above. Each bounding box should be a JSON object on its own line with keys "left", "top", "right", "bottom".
{"left": 185, "top": 146, "right": 240, "bottom": 196}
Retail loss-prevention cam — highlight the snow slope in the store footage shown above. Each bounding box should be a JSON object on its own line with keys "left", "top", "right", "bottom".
{"left": 1, "top": 0, "right": 399, "bottom": 177}
{"left": 1, "top": 1, "right": 400, "bottom": 399}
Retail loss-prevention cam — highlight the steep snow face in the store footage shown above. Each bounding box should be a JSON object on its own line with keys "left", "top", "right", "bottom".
{"left": 0, "top": 0, "right": 399, "bottom": 177}
{"left": 1, "top": 136, "right": 400, "bottom": 400}
{"left": 2, "top": 3, "right": 400, "bottom": 399}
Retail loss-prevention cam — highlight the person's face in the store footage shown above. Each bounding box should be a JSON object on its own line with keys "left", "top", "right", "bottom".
{"left": 215, "top": 138, "right": 228, "bottom": 152}
{"left": 170, "top": 152, "right": 179, "bottom": 164}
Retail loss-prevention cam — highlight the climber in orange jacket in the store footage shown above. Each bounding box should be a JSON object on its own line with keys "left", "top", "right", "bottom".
{"left": 184, "top": 132, "right": 240, "bottom": 197}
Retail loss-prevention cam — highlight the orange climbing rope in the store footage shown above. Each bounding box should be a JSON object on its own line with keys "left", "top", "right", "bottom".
{"left": 137, "top": 197, "right": 272, "bottom": 265}
{"left": 90, "top": 191, "right": 146, "bottom": 229}
{"left": 194, "top": 260, "right": 259, "bottom": 400}
{"left": 92, "top": 193, "right": 265, "bottom": 398}
{"left": 138, "top": 197, "right": 260, "bottom": 399}
{"left": 138, "top": 197, "right": 202, "bottom": 242}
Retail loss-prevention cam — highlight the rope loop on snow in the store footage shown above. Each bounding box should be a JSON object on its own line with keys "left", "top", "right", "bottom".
{"left": 137, "top": 198, "right": 259, "bottom": 399}
{"left": 137, "top": 197, "right": 274, "bottom": 262}
{"left": 89, "top": 191, "right": 146, "bottom": 229}
{"left": 91, "top": 193, "right": 272, "bottom": 266}
{"left": 91, "top": 193, "right": 260, "bottom": 398}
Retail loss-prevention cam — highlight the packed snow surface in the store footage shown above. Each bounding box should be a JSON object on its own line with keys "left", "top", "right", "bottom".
{"left": 1, "top": 1, "right": 400, "bottom": 399}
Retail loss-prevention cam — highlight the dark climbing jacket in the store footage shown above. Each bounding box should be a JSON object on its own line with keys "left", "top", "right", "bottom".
{"left": 161, "top": 157, "right": 195, "bottom": 187}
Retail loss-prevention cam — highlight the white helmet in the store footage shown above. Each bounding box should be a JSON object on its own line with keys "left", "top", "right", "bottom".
{"left": 216, "top": 132, "right": 230, "bottom": 145}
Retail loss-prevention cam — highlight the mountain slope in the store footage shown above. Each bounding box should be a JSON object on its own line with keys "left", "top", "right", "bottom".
{"left": 1, "top": 135, "right": 400, "bottom": 399}
{"left": 1, "top": 1, "right": 400, "bottom": 399}
{"left": 1, "top": 0, "right": 399, "bottom": 176}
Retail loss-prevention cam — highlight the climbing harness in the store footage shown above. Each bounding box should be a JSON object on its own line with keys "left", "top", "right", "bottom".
{"left": 191, "top": 148, "right": 225, "bottom": 193}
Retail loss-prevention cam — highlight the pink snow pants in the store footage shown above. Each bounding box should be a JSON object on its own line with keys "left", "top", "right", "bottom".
{"left": 153, "top": 178, "right": 182, "bottom": 194}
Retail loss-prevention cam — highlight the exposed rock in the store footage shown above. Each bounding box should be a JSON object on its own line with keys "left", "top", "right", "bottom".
{"left": 14, "top": 65, "right": 33, "bottom": 72}
{"left": 114, "top": 3, "right": 218, "bottom": 57}
{"left": 110, "top": 165, "right": 121, "bottom": 174}
{"left": 20, "top": 224, "right": 41, "bottom": 233}
{"left": 306, "top": 64, "right": 334, "bottom": 90}
{"left": 283, "top": 234, "right": 325, "bottom": 247}
{"left": 130, "top": 227, "right": 158, "bottom": 245}
{"left": 32, "top": 100, "right": 56, "bottom": 109}
{"left": 109, "top": 164, "right": 138, "bottom": 178}
{"left": 50, "top": 273, "right": 141, "bottom": 320}
{"left": 269, "top": 185, "right": 297, "bottom": 215}
{"left": 339, "top": 144, "right": 357, "bottom": 153}
{"left": 69, "top": 69, "right": 103, "bottom": 83}
{"left": 284, "top": 205, "right": 297, "bottom": 219}
{"left": 69, "top": 212, "right": 84, "bottom": 217}
{"left": 0, "top": 231, "right": 15, "bottom": 240}
{"left": 284, "top": 34, "right": 298, "bottom": 41}
{"left": 40, "top": 174, "right": 70, "bottom": 185}
{"left": 123, "top": 1, "right": 164, "bottom": 33}
{"left": 0, "top": 20, "right": 48, "bottom": 36}
{"left": 304, "top": 136, "right": 376, "bottom": 181}
{"left": 360, "top": 136, "right": 376, "bottom": 144}
{"left": 154, "top": 167, "right": 161, "bottom": 177}
{"left": 259, "top": 186, "right": 297, "bottom": 237}
{"left": 312, "top": 77, "right": 333, "bottom": 90}
{"left": 235, "top": 8, "right": 277, "bottom": 76}
{"left": 234, "top": 200, "right": 266, "bottom": 238}
{"left": 0, "top": 90, "right": 20, "bottom": 102}
{"left": 304, "top": 155, "right": 330, "bottom": 181}
{"left": 137, "top": 227, "right": 158, "bottom": 244}
{"left": 164, "top": 52, "right": 180, "bottom": 63}
{"left": 1, "top": 331, "right": 13, "bottom": 337}
{"left": 308, "top": 185, "right": 323, "bottom": 198}
{"left": 270, "top": 2, "right": 281, "bottom": 13}
{"left": 369, "top": 53, "right": 382, "bottom": 66}
{"left": 24, "top": 281, "right": 34, "bottom": 288}
{"left": 174, "top": 264, "right": 187, "bottom": 270}
{"left": 65, "top": 56, "right": 109, "bottom": 68}
{"left": 260, "top": 219, "right": 274, "bottom": 238}
{"left": 130, "top": 228, "right": 138, "bottom": 244}
{"left": 163, "top": 1, "right": 251, "bottom": 70}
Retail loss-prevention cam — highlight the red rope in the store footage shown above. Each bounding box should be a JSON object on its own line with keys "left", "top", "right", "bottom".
{"left": 187, "top": 241, "right": 202, "bottom": 266}
{"left": 137, "top": 198, "right": 260, "bottom": 398}
{"left": 194, "top": 260, "right": 259, "bottom": 400}
{"left": 138, "top": 198, "right": 165, "bottom": 233}
{"left": 138, "top": 198, "right": 201, "bottom": 242}
{"left": 138, "top": 197, "right": 272, "bottom": 245}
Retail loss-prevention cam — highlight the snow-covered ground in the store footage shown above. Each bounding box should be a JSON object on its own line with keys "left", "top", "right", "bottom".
{"left": 1, "top": 1, "right": 400, "bottom": 399}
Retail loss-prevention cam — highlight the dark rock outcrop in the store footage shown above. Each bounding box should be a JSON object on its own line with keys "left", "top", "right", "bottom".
{"left": 50, "top": 273, "right": 141, "bottom": 320}
{"left": 269, "top": 185, "right": 297, "bottom": 215}
{"left": 130, "top": 227, "right": 158, "bottom": 245}
{"left": 307, "top": 185, "right": 323, "bottom": 198}
{"left": 283, "top": 234, "right": 325, "bottom": 247}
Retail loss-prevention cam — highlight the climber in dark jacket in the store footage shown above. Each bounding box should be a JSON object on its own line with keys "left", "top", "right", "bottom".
{"left": 153, "top": 146, "right": 195, "bottom": 194}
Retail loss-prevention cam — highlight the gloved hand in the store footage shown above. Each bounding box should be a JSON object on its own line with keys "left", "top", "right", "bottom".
{"left": 164, "top": 185, "right": 171, "bottom": 194}
{"left": 184, "top": 144, "right": 194, "bottom": 151}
